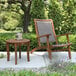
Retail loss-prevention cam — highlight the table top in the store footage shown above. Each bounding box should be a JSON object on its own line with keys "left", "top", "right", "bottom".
{"left": 6, "top": 39, "right": 30, "bottom": 44}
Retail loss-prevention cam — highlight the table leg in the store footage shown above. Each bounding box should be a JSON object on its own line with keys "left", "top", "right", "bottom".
{"left": 19, "top": 44, "right": 21, "bottom": 59}
{"left": 15, "top": 44, "right": 17, "bottom": 65}
{"left": 6, "top": 43, "right": 10, "bottom": 61}
{"left": 27, "top": 42, "right": 30, "bottom": 62}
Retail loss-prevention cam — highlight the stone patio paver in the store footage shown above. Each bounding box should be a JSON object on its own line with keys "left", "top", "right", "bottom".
{"left": 0, "top": 52, "right": 76, "bottom": 70}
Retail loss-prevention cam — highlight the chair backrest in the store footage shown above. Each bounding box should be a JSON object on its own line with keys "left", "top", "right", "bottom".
{"left": 34, "top": 19, "right": 57, "bottom": 43}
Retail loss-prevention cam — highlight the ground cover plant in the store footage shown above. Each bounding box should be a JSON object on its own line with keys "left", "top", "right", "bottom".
{"left": 48, "top": 62, "right": 76, "bottom": 75}
{"left": 0, "top": 53, "right": 6, "bottom": 58}
{"left": 0, "top": 62, "right": 76, "bottom": 76}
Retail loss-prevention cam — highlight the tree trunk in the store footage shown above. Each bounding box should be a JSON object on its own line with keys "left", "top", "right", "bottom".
{"left": 22, "top": 0, "right": 32, "bottom": 33}
{"left": 23, "top": 10, "right": 30, "bottom": 33}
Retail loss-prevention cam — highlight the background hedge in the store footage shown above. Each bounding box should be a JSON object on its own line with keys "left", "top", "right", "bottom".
{"left": 0, "top": 33, "right": 76, "bottom": 51}
{"left": 0, "top": 0, "right": 76, "bottom": 33}
{"left": 0, "top": 0, "right": 76, "bottom": 52}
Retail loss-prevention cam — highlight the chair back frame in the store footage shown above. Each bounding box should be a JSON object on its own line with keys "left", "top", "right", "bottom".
{"left": 34, "top": 19, "right": 58, "bottom": 46}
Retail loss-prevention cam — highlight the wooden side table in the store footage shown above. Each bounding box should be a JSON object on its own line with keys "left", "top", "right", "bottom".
{"left": 6, "top": 39, "right": 30, "bottom": 65}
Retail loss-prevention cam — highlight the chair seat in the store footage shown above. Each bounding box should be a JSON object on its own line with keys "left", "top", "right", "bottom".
{"left": 52, "top": 43, "right": 72, "bottom": 47}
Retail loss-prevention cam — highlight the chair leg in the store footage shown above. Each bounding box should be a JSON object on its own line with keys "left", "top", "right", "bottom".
{"left": 47, "top": 49, "right": 52, "bottom": 59}
{"left": 31, "top": 48, "right": 37, "bottom": 54}
{"left": 46, "top": 36, "right": 52, "bottom": 59}
{"left": 68, "top": 46, "right": 71, "bottom": 59}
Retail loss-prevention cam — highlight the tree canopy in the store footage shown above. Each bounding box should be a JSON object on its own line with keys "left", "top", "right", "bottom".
{"left": 0, "top": 0, "right": 76, "bottom": 34}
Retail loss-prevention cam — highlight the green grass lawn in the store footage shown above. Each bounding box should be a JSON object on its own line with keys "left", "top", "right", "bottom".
{"left": 0, "top": 63, "right": 76, "bottom": 76}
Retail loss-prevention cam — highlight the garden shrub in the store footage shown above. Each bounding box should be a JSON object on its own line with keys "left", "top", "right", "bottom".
{"left": 0, "top": 33, "right": 16, "bottom": 51}
{"left": 3, "top": 19, "right": 18, "bottom": 30}
{"left": 58, "top": 34, "right": 76, "bottom": 51}
{"left": 48, "top": 0, "right": 76, "bottom": 34}
{"left": 0, "top": 33, "right": 38, "bottom": 51}
{"left": 0, "top": 4, "right": 23, "bottom": 31}
{"left": 30, "top": 0, "right": 46, "bottom": 33}
{"left": 0, "top": 33, "right": 76, "bottom": 51}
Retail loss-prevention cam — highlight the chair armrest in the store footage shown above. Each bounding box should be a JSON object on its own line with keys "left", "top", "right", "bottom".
{"left": 56, "top": 33, "right": 72, "bottom": 43}
{"left": 37, "top": 34, "right": 51, "bottom": 38}
{"left": 56, "top": 33, "right": 72, "bottom": 37}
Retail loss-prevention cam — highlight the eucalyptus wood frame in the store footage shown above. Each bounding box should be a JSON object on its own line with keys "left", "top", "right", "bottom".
{"left": 31, "top": 19, "right": 71, "bottom": 59}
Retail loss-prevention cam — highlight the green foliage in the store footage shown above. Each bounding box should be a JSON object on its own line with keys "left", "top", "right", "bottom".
{"left": 0, "top": 33, "right": 76, "bottom": 51}
{"left": 4, "top": 19, "right": 18, "bottom": 30}
{"left": 0, "top": 53, "right": 6, "bottom": 58}
{"left": 0, "top": 0, "right": 76, "bottom": 34}
{"left": 0, "top": 33, "right": 37, "bottom": 51}
{"left": 62, "top": 0, "right": 76, "bottom": 34}
{"left": 0, "top": 63, "right": 76, "bottom": 76}
{"left": 30, "top": 0, "right": 46, "bottom": 32}
{"left": 58, "top": 34, "right": 76, "bottom": 50}
{"left": 31, "top": 0, "right": 45, "bottom": 19}
{"left": 48, "top": 62, "right": 76, "bottom": 76}
{"left": 22, "top": 33, "right": 38, "bottom": 51}
{"left": 48, "top": 0, "right": 76, "bottom": 34}
{"left": 48, "top": 0, "right": 62, "bottom": 34}
{"left": 0, "top": 33, "right": 16, "bottom": 51}
{"left": 0, "top": 2, "right": 23, "bottom": 31}
{"left": 0, "top": 1, "right": 76, "bottom": 52}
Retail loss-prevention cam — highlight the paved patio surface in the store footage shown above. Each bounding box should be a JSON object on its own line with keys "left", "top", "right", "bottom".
{"left": 0, "top": 52, "right": 76, "bottom": 70}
